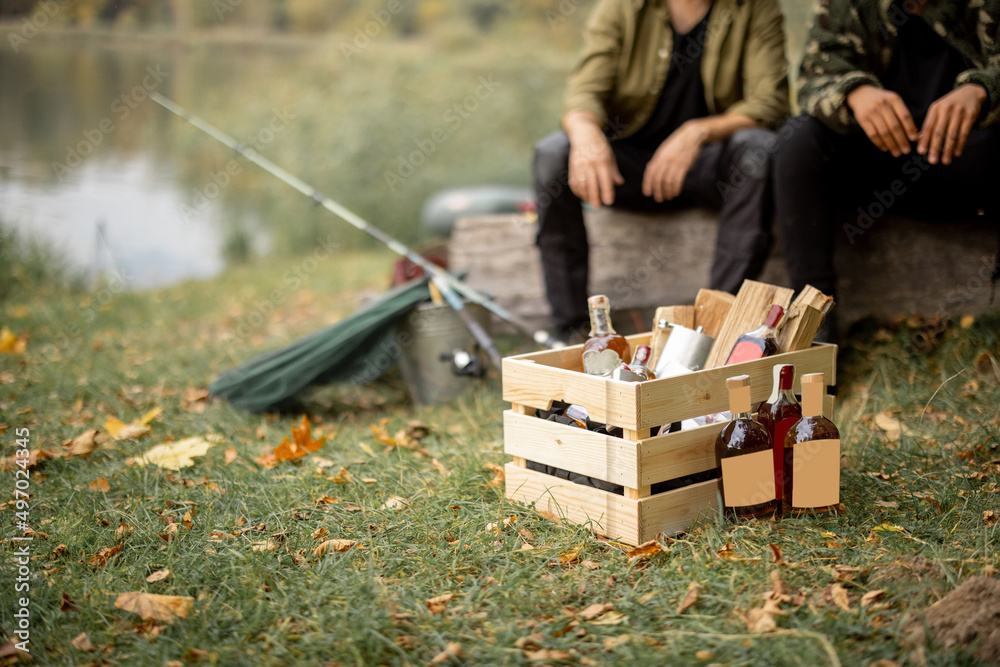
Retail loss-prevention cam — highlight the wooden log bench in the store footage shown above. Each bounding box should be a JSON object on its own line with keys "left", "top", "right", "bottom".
{"left": 448, "top": 210, "right": 998, "bottom": 333}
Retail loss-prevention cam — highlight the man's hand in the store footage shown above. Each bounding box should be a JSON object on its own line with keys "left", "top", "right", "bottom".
{"left": 847, "top": 85, "right": 918, "bottom": 157}
{"left": 564, "top": 112, "right": 624, "bottom": 209}
{"left": 641, "top": 120, "right": 708, "bottom": 202}
{"left": 917, "top": 84, "right": 986, "bottom": 165}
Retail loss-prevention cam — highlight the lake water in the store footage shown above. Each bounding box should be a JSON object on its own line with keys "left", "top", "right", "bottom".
{"left": 0, "top": 3, "right": 813, "bottom": 290}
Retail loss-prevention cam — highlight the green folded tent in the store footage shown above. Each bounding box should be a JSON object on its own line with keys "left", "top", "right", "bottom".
{"left": 210, "top": 278, "right": 430, "bottom": 412}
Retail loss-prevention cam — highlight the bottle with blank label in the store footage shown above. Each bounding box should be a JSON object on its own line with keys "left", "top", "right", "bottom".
{"left": 783, "top": 372, "right": 840, "bottom": 515}
{"left": 715, "top": 375, "right": 776, "bottom": 520}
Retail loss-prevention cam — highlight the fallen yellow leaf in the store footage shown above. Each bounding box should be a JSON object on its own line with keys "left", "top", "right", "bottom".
{"left": 484, "top": 462, "right": 505, "bottom": 487}
{"left": 590, "top": 610, "right": 628, "bottom": 626}
{"left": 88, "top": 478, "right": 110, "bottom": 493}
{"left": 831, "top": 583, "right": 852, "bottom": 612}
{"left": 64, "top": 429, "right": 102, "bottom": 457}
{"left": 626, "top": 540, "right": 662, "bottom": 560}
{"left": 146, "top": 569, "right": 170, "bottom": 583}
{"left": 0, "top": 327, "right": 26, "bottom": 355}
{"left": 224, "top": 446, "right": 237, "bottom": 465}
{"left": 860, "top": 589, "right": 886, "bottom": 607}
{"left": 426, "top": 592, "right": 455, "bottom": 615}
{"left": 382, "top": 496, "right": 409, "bottom": 511}
{"left": 313, "top": 539, "right": 357, "bottom": 555}
{"left": 676, "top": 581, "right": 702, "bottom": 615}
{"left": 430, "top": 642, "right": 462, "bottom": 664}
{"left": 113, "top": 592, "right": 193, "bottom": 622}
{"left": 71, "top": 632, "right": 94, "bottom": 651}
{"left": 272, "top": 415, "right": 327, "bottom": 463}
{"left": 743, "top": 597, "right": 785, "bottom": 633}
{"left": 133, "top": 437, "right": 212, "bottom": 471}
{"left": 874, "top": 413, "right": 911, "bottom": 442}
{"left": 558, "top": 543, "right": 584, "bottom": 565}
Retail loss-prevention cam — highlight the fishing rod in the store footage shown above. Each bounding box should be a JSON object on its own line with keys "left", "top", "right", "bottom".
{"left": 150, "top": 92, "right": 561, "bottom": 369}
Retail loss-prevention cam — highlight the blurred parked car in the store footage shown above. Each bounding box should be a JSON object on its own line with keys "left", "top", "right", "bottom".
{"left": 419, "top": 185, "right": 534, "bottom": 237}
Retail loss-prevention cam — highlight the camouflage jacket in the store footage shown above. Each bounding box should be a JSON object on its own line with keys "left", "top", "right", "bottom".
{"left": 799, "top": 0, "right": 1000, "bottom": 133}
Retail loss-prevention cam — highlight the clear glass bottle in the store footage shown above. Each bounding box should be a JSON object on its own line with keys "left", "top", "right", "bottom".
{"left": 715, "top": 375, "right": 776, "bottom": 520}
{"left": 582, "top": 295, "right": 631, "bottom": 376}
{"left": 725, "top": 304, "right": 784, "bottom": 365}
{"left": 783, "top": 372, "right": 840, "bottom": 516}
{"left": 757, "top": 364, "right": 801, "bottom": 513}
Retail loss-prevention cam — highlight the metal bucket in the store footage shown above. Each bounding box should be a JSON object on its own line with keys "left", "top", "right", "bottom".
{"left": 393, "top": 301, "right": 490, "bottom": 405}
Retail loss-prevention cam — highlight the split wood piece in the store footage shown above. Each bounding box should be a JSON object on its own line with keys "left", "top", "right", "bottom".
{"left": 705, "top": 280, "right": 794, "bottom": 369}
{"left": 649, "top": 305, "right": 696, "bottom": 369}
{"left": 776, "top": 305, "right": 825, "bottom": 353}
{"left": 693, "top": 289, "right": 735, "bottom": 339}
{"left": 775, "top": 285, "right": 834, "bottom": 352}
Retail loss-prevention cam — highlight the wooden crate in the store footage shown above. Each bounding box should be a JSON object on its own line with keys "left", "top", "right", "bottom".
{"left": 503, "top": 333, "right": 837, "bottom": 545}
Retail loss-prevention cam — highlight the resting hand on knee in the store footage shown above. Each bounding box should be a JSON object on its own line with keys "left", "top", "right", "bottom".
{"left": 642, "top": 120, "right": 707, "bottom": 202}
{"left": 846, "top": 85, "right": 918, "bottom": 157}
{"left": 564, "top": 111, "right": 624, "bottom": 209}
{"left": 917, "top": 84, "right": 987, "bottom": 165}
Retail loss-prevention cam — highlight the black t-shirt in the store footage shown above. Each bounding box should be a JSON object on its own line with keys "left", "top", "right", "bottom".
{"left": 621, "top": 9, "right": 712, "bottom": 148}
{"left": 882, "top": 1, "right": 972, "bottom": 126}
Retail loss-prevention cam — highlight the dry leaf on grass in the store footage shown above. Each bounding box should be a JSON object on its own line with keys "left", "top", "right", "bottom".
{"left": 313, "top": 539, "right": 358, "bottom": 555}
{"left": 831, "top": 583, "right": 853, "bottom": 612}
{"left": 116, "top": 521, "right": 134, "bottom": 539}
{"left": 330, "top": 466, "right": 354, "bottom": 484}
{"left": 88, "top": 478, "right": 110, "bottom": 493}
{"left": 382, "top": 496, "right": 409, "bottom": 511}
{"left": 985, "top": 510, "right": 996, "bottom": 527}
{"left": 525, "top": 649, "right": 570, "bottom": 661}
{"left": 483, "top": 462, "right": 505, "bottom": 487}
{"left": 676, "top": 581, "right": 702, "bottom": 615}
{"left": 579, "top": 603, "right": 613, "bottom": 621}
{"left": 430, "top": 642, "right": 462, "bottom": 664}
{"left": 272, "top": 415, "right": 327, "bottom": 463}
{"left": 874, "top": 413, "right": 911, "bottom": 442}
{"left": 0, "top": 326, "right": 27, "bottom": 354}
{"left": 485, "top": 515, "right": 517, "bottom": 533}
{"left": 146, "top": 569, "right": 170, "bottom": 583}
{"left": 114, "top": 592, "right": 193, "bottom": 622}
{"left": 558, "top": 544, "right": 584, "bottom": 565}
{"left": 626, "top": 540, "right": 662, "bottom": 560}
{"left": 311, "top": 527, "right": 328, "bottom": 541}
{"left": 87, "top": 544, "right": 122, "bottom": 569}
{"left": 105, "top": 407, "right": 162, "bottom": 440}
{"left": 63, "top": 429, "right": 103, "bottom": 457}
{"left": 133, "top": 437, "right": 212, "bottom": 471}
{"left": 250, "top": 540, "right": 276, "bottom": 552}
{"left": 70, "top": 632, "right": 94, "bottom": 651}
{"left": 861, "top": 589, "right": 886, "bottom": 607}
{"left": 426, "top": 592, "right": 455, "bottom": 615}
{"left": 743, "top": 598, "right": 785, "bottom": 633}
{"left": 224, "top": 446, "right": 237, "bottom": 465}
{"left": 590, "top": 610, "right": 628, "bottom": 626}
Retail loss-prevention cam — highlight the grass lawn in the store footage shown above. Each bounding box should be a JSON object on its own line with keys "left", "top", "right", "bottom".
{"left": 1, "top": 248, "right": 998, "bottom": 666}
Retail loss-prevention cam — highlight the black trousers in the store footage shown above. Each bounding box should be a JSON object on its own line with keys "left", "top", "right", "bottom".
{"left": 774, "top": 115, "right": 1000, "bottom": 298}
{"left": 534, "top": 128, "right": 777, "bottom": 331}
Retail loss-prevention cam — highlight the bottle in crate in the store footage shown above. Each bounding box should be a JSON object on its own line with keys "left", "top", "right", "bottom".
{"left": 757, "top": 364, "right": 801, "bottom": 512}
{"left": 725, "top": 305, "right": 783, "bottom": 365}
{"left": 783, "top": 373, "right": 840, "bottom": 516}
{"left": 582, "top": 295, "right": 631, "bottom": 376}
{"left": 715, "top": 375, "right": 776, "bottom": 520}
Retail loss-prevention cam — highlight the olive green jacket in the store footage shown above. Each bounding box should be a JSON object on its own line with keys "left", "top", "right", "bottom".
{"left": 563, "top": 0, "right": 790, "bottom": 138}
{"left": 799, "top": 0, "right": 1000, "bottom": 134}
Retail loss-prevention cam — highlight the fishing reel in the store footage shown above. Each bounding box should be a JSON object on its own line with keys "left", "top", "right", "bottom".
{"left": 440, "top": 348, "right": 486, "bottom": 378}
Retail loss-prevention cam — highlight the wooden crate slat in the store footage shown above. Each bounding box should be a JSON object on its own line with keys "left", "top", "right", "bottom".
{"left": 504, "top": 411, "right": 641, "bottom": 488}
{"left": 636, "top": 344, "right": 836, "bottom": 430}
{"left": 637, "top": 479, "right": 719, "bottom": 542}
{"left": 502, "top": 359, "right": 642, "bottom": 427}
{"left": 504, "top": 463, "right": 641, "bottom": 544}
{"left": 638, "top": 423, "right": 721, "bottom": 487}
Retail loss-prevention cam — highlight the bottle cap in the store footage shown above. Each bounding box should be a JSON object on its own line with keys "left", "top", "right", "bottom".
{"left": 764, "top": 304, "right": 784, "bottom": 328}
{"left": 778, "top": 364, "right": 795, "bottom": 390}
{"left": 588, "top": 295, "right": 610, "bottom": 309}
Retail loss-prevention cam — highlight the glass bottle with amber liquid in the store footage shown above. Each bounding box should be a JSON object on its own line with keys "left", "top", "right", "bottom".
{"left": 757, "top": 364, "right": 801, "bottom": 515}
{"left": 783, "top": 373, "right": 840, "bottom": 516}
{"left": 725, "top": 305, "right": 784, "bottom": 365}
{"left": 582, "top": 295, "right": 631, "bottom": 376}
{"left": 715, "top": 375, "right": 776, "bottom": 520}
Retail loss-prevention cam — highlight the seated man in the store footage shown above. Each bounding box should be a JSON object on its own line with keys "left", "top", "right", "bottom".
{"left": 535, "top": 0, "right": 790, "bottom": 339}
{"left": 775, "top": 0, "right": 1000, "bottom": 317}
